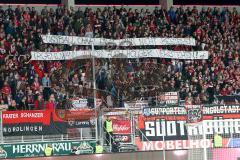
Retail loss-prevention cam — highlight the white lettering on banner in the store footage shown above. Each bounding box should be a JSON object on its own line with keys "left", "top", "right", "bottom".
{"left": 145, "top": 122, "right": 155, "bottom": 137}
{"left": 187, "top": 124, "right": 202, "bottom": 136}
{"left": 235, "top": 121, "right": 240, "bottom": 133}
{"left": 41, "top": 35, "right": 196, "bottom": 46}
{"left": 52, "top": 143, "right": 71, "bottom": 152}
{"left": 113, "top": 125, "right": 130, "bottom": 133}
{"left": 3, "top": 126, "right": 43, "bottom": 133}
{"left": 2, "top": 112, "right": 43, "bottom": 119}
{"left": 142, "top": 105, "right": 240, "bottom": 117}
{"left": 143, "top": 107, "right": 186, "bottom": 116}
{"left": 12, "top": 142, "right": 72, "bottom": 154}
{"left": 167, "top": 121, "right": 177, "bottom": 136}
{"left": 2, "top": 113, "right": 18, "bottom": 119}
{"left": 158, "top": 92, "right": 179, "bottom": 105}
{"left": 178, "top": 121, "right": 185, "bottom": 136}
{"left": 139, "top": 140, "right": 212, "bottom": 151}
{"left": 71, "top": 99, "right": 88, "bottom": 108}
{"left": 68, "top": 120, "right": 92, "bottom": 127}
{"left": 20, "top": 112, "right": 43, "bottom": 118}
{"left": 125, "top": 101, "right": 148, "bottom": 109}
{"left": 145, "top": 119, "right": 240, "bottom": 137}
{"left": 31, "top": 50, "right": 208, "bottom": 60}
{"left": 156, "top": 120, "right": 165, "bottom": 136}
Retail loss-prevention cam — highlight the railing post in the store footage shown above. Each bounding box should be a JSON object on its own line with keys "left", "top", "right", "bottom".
{"left": 91, "top": 43, "right": 98, "bottom": 141}
{"left": 131, "top": 112, "right": 135, "bottom": 145}
{"left": 80, "top": 128, "right": 83, "bottom": 140}
{"left": 110, "top": 134, "right": 112, "bottom": 152}
{"left": 0, "top": 111, "right": 3, "bottom": 143}
{"left": 161, "top": 119, "right": 166, "bottom": 160}
{"left": 203, "top": 121, "right": 207, "bottom": 160}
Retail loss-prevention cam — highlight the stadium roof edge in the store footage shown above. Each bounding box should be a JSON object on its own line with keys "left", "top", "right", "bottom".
{"left": 1, "top": 3, "right": 239, "bottom": 7}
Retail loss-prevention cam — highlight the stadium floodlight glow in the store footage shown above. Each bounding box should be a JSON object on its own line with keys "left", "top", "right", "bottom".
{"left": 173, "top": 150, "right": 187, "bottom": 156}
{"left": 95, "top": 154, "right": 103, "bottom": 157}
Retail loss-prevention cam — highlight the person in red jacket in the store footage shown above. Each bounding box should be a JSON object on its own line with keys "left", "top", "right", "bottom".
{"left": 45, "top": 94, "right": 55, "bottom": 110}
{"left": 34, "top": 94, "right": 44, "bottom": 110}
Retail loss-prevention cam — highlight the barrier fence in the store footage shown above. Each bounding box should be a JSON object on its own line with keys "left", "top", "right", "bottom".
{"left": 1, "top": 103, "right": 240, "bottom": 159}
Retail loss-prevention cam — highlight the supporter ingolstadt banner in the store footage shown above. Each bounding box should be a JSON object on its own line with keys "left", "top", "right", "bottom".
{"left": 142, "top": 105, "right": 240, "bottom": 118}
{"left": 140, "top": 105, "right": 240, "bottom": 141}
{"left": 0, "top": 140, "right": 96, "bottom": 159}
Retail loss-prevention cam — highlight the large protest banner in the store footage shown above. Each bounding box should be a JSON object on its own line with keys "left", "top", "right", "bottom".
{"left": 41, "top": 35, "right": 196, "bottom": 46}
{"left": 0, "top": 140, "right": 96, "bottom": 159}
{"left": 142, "top": 119, "right": 240, "bottom": 141}
{"left": 31, "top": 49, "right": 208, "bottom": 60}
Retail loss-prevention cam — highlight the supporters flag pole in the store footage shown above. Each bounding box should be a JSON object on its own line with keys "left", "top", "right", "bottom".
{"left": 91, "top": 43, "right": 98, "bottom": 140}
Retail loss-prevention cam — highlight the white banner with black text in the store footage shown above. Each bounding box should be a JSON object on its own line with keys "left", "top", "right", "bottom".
{"left": 31, "top": 50, "right": 208, "bottom": 60}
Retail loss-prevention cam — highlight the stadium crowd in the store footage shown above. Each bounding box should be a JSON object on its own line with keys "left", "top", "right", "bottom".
{"left": 0, "top": 5, "right": 239, "bottom": 110}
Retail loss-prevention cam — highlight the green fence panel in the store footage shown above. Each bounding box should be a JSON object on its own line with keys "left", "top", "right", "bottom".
{"left": 0, "top": 140, "right": 96, "bottom": 159}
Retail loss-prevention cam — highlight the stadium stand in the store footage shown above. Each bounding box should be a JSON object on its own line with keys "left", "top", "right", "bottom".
{"left": 0, "top": 5, "right": 239, "bottom": 111}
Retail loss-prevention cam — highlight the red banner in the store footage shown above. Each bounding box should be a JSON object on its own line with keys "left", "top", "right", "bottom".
{"left": 112, "top": 120, "right": 131, "bottom": 134}
{"left": 63, "top": 108, "right": 97, "bottom": 120}
{"left": 2, "top": 110, "right": 51, "bottom": 125}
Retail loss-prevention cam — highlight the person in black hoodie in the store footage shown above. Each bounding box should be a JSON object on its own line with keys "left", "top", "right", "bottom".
{"left": 18, "top": 96, "right": 29, "bottom": 110}
{"left": 8, "top": 99, "right": 17, "bottom": 111}
{"left": 112, "top": 139, "right": 120, "bottom": 153}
